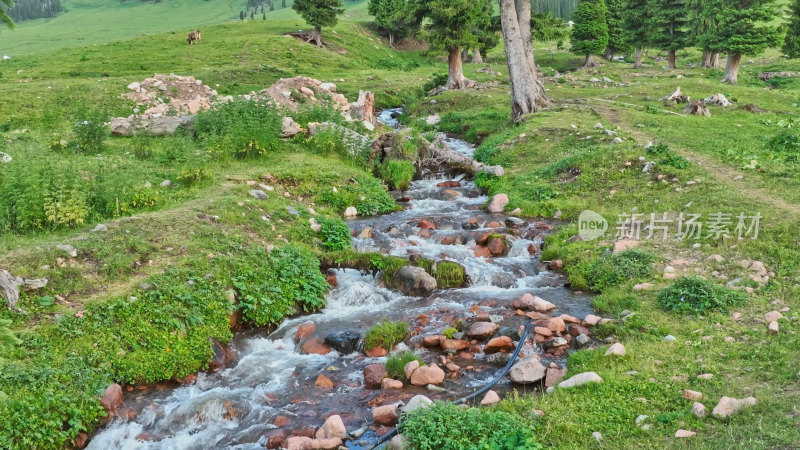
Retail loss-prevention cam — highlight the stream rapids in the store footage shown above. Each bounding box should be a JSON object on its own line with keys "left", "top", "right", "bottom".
{"left": 87, "top": 109, "right": 594, "bottom": 449}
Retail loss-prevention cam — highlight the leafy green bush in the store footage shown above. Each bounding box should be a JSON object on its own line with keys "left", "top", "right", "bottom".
{"left": 767, "top": 132, "right": 800, "bottom": 161}
{"left": 73, "top": 108, "right": 107, "bottom": 153}
{"left": 581, "top": 249, "right": 657, "bottom": 291}
{"left": 646, "top": 143, "right": 690, "bottom": 169}
{"left": 385, "top": 351, "right": 424, "bottom": 379}
{"left": 378, "top": 160, "right": 415, "bottom": 191}
{"left": 194, "top": 100, "right": 282, "bottom": 159}
{"left": 319, "top": 217, "right": 352, "bottom": 251}
{"left": 318, "top": 175, "right": 397, "bottom": 216}
{"left": 232, "top": 245, "right": 329, "bottom": 326}
{"left": 658, "top": 276, "right": 747, "bottom": 314}
{"left": 363, "top": 320, "right": 408, "bottom": 351}
{"left": 0, "top": 319, "right": 20, "bottom": 351}
{"left": 422, "top": 72, "right": 448, "bottom": 93}
{"left": 400, "top": 402, "right": 541, "bottom": 450}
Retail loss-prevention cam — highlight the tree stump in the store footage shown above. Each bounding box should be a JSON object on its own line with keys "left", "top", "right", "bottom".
{"left": 683, "top": 101, "right": 711, "bottom": 117}
{"left": 659, "top": 86, "right": 688, "bottom": 104}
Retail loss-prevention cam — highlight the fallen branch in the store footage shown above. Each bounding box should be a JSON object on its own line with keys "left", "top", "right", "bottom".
{"left": 592, "top": 98, "right": 688, "bottom": 117}
{"left": 0, "top": 269, "right": 48, "bottom": 312}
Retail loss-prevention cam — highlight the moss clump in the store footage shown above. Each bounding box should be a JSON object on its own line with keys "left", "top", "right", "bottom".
{"left": 659, "top": 276, "right": 747, "bottom": 314}
{"left": 442, "top": 327, "right": 458, "bottom": 339}
{"left": 364, "top": 320, "right": 409, "bottom": 351}
{"left": 432, "top": 261, "right": 466, "bottom": 288}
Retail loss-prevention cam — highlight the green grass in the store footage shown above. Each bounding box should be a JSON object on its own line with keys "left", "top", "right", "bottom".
{"left": 1, "top": 5, "right": 800, "bottom": 449}
{"left": 363, "top": 320, "right": 408, "bottom": 351}
{"left": 0, "top": 0, "right": 370, "bottom": 55}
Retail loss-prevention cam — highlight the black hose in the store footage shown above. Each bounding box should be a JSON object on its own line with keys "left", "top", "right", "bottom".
{"left": 367, "top": 319, "right": 534, "bottom": 449}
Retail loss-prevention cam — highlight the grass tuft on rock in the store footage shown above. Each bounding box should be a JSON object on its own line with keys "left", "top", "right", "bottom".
{"left": 658, "top": 276, "right": 747, "bottom": 314}
{"left": 363, "top": 320, "right": 408, "bottom": 351}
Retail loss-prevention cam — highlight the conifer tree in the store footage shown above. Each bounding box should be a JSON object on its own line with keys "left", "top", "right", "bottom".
{"left": 700, "top": 0, "right": 781, "bottom": 83}
{"left": 571, "top": 0, "right": 609, "bottom": 67}
{"left": 651, "top": 0, "right": 689, "bottom": 68}
{"left": 293, "top": 0, "right": 345, "bottom": 46}
{"left": 604, "top": 0, "right": 630, "bottom": 60}
{"left": 623, "top": 0, "right": 652, "bottom": 68}
{"left": 783, "top": 0, "right": 800, "bottom": 58}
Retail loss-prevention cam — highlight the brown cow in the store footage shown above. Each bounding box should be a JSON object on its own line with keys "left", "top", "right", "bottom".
{"left": 187, "top": 30, "right": 201, "bottom": 45}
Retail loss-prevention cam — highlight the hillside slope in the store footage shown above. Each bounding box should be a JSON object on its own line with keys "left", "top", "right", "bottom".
{"left": 0, "top": 0, "right": 369, "bottom": 56}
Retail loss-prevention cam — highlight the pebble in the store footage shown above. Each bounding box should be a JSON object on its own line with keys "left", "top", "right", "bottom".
{"left": 592, "top": 432, "right": 602, "bottom": 442}
{"left": 663, "top": 335, "right": 677, "bottom": 342}
{"left": 675, "top": 430, "right": 696, "bottom": 438}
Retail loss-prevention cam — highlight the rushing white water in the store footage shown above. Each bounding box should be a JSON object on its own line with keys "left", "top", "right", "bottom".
{"left": 88, "top": 111, "right": 594, "bottom": 449}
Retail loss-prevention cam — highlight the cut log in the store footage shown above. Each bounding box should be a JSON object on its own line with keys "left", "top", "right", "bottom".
{"left": 703, "top": 93, "right": 733, "bottom": 108}
{"left": 659, "top": 87, "right": 688, "bottom": 104}
{"left": 420, "top": 135, "right": 504, "bottom": 177}
{"left": 683, "top": 101, "right": 710, "bottom": 117}
{"left": 1, "top": 270, "right": 48, "bottom": 312}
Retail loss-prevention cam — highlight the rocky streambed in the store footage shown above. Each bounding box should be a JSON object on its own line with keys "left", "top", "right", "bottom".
{"left": 87, "top": 110, "right": 601, "bottom": 449}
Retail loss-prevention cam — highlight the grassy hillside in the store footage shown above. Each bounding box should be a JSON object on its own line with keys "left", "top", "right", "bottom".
{"left": 0, "top": 0, "right": 369, "bottom": 56}
{"left": 1, "top": 7, "right": 799, "bottom": 450}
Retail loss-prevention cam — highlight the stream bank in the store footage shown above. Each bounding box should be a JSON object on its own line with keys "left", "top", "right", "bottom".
{"left": 87, "top": 109, "right": 597, "bottom": 450}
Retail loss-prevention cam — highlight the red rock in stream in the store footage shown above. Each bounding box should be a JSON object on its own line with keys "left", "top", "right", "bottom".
{"left": 74, "top": 433, "right": 88, "bottom": 449}
{"left": 484, "top": 336, "right": 514, "bottom": 354}
{"left": 100, "top": 384, "right": 123, "bottom": 416}
{"left": 440, "top": 338, "right": 470, "bottom": 351}
{"left": 473, "top": 246, "right": 492, "bottom": 258}
{"left": 467, "top": 322, "right": 499, "bottom": 340}
{"left": 487, "top": 237, "right": 507, "bottom": 256}
{"left": 423, "top": 334, "right": 445, "bottom": 347}
{"left": 325, "top": 275, "right": 337, "bottom": 287}
{"left": 364, "top": 364, "right": 387, "bottom": 389}
{"left": 295, "top": 322, "right": 316, "bottom": 342}
{"left": 417, "top": 220, "right": 436, "bottom": 229}
{"left": 301, "top": 337, "right": 331, "bottom": 355}
{"left": 365, "top": 346, "right": 388, "bottom": 357}
{"left": 486, "top": 221, "right": 504, "bottom": 228}
{"left": 410, "top": 364, "right": 445, "bottom": 386}
{"left": 436, "top": 181, "right": 461, "bottom": 188}
{"left": 315, "top": 374, "right": 334, "bottom": 389}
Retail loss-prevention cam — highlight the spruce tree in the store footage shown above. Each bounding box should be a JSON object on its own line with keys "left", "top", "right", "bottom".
{"left": 604, "top": 0, "right": 630, "bottom": 60}
{"left": 368, "top": 0, "right": 420, "bottom": 46}
{"left": 623, "top": 0, "right": 653, "bottom": 68}
{"left": 292, "top": 0, "right": 345, "bottom": 46}
{"left": 651, "top": 0, "right": 689, "bottom": 69}
{"left": 270, "top": 3, "right": 275, "bottom": 11}
{"left": 240, "top": 10, "right": 245, "bottom": 20}
{"left": 783, "top": 0, "right": 800, "bottom": 58}
{"left": 250, "top": 10, "right": 254, "bottom": 19}
{"left": 571, "top": 0, "right": 609, "bottom": 67}
{"left": 263, "top": 12, "right": 267, "bottom": 20}
{"left": 417, "top": 0, "right": 491, "bottom": 89}
{"left": 282, "top": 0, "right": 286, "bottom": 8}
{"left": 700, "top": 0, "right": 781, "bottom": 84}
{"left": 688, "top": 0, "right": 721, "bottom": 67}
{"left": 1, "top": 0, "right": 14, "bottom": 33}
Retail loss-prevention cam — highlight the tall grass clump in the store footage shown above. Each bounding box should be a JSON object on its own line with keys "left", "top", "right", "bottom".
{"left": 377, "top": 160, "right": 415, "bottom": 191}
{"left": 194, "top": 100, "right": 282, "bottom": 159}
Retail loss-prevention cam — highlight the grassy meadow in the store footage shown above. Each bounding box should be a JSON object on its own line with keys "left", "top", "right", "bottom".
{"left": 0, "top": 4, "right": 799, "bottom": 449}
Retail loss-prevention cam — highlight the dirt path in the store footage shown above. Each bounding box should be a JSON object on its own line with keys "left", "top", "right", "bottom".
{"left": 588, "top": 99, "right": 800, "bottom": 217}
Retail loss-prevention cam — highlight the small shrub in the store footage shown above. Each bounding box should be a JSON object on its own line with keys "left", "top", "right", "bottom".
{"left": 582, "top": 249, "right": 657, "bottom": 291}
{"left": 658, "top": 276, "right": 746, "bottom": 314}
{"left": 0, "top": 319, "right": 20, "bottom": 351}
{"left": 232, "top": 245, "right": 329, "bottom": 326}
{"left": 73, "top": 109, "right": 107, "bottom": 153}
{"left": 176, "top": 168, "right": 211, "bottom": 187}
{"left": 377, "top": 160, "right": 415, "bottom": 191}
{"left": 319, "top": 217, "right": 352, "bottom": 251}
{"left": 400, "top": 402, "right": 541, "bottom": 450}
{"left": 194, "top": 100, "right": 282, "bottom": 159}
{"left": 646, "top": 143, "right": 689, "bottom": 168}
{"left": 385, "top": 351, "right": 424, "bottom": 379}
{"left": 422, "top": 72, "right": 448, "bottom": 93}
{"left": 363, "top": 320, "right": 408, "bottom": 351}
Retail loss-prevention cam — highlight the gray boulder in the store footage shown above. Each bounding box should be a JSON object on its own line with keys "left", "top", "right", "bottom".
{"left": 394, "top": 266, "right": 437, "bottom": 296}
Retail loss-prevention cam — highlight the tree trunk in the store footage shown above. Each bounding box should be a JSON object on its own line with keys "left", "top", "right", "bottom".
{"left": 461, "top": 48, "right": 469, "bottom": 63}
{"left": 667, "top": 49, "right": 676, "bottom": 69}
{"left": 498, "top": 0, "right": 549, "bottom": 121}
{"left": 604, "top": 48, "right": 615, "bottom": 61}
{"left": 584, "top": 54, "right": 600, "bottom": 68}
{"left": 307, "top": 25, "right": 322, "bottom": 47}
{"left": 633, "top": 47, "right": 643, "bottom": 69}
{"left": 446, "top": 47, "right": 469, "bottom": 89}
{"left": 721, "top": 52, "right": 742, "bottom": 84}
{"left": 710, "top": 52, "right": 720, "bottom": 68}
{"left": 389, "top": 31, "right": 395, "bottom": 46}
{"left": 473, "top": 48, "right": 484, "bottom": 64}
{"left": 515, "top": 0, "right": 536, "bottom": 72}
{"left": 701, "top": 50, "right": 711, "bottom": 68}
